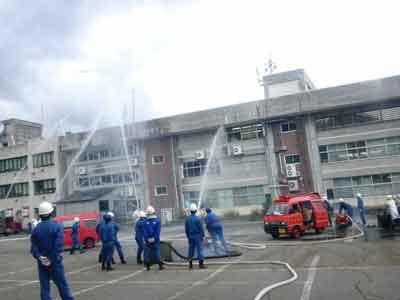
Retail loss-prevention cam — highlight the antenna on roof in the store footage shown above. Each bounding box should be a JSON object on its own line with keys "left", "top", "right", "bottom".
{"left": 264, "top": 55, "right": 277, "bottom": 75}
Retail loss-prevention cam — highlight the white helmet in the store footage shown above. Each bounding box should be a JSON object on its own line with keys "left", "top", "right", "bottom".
{"left": 74, "top": 217, "right": 80, "bottom": 223}
{"left": 39, "top": 202, "right": 54, "bottom": 216}
{"left": 386, "top": 195, "right": 393, "bottom": 200}
{"left": 322, "top": 195, "right": 328, "bottom": 201}
{"left": 146, "top": 206, "right": 155, "bottom": 215}
{"left": 189, "top": 203, "right": 198, "bottom": 212}
{"left": 339, "top": 198, "right": 345, "bottom": 203}
{"left": 357, "top": 193, "right": 362, "bottom": 198}
{"left": 139, "top": 211, "right": 146, "bottom": 218}
{"left": 107, "top": 212, "right": 115, "bottom": 218}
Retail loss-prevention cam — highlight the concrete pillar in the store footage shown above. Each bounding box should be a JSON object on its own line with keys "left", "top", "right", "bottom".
{"left": 304, "top": 115, "right": 323, "bottom": 194}
{"left": 264, "top": 123, "right": 280, "bottom": 198}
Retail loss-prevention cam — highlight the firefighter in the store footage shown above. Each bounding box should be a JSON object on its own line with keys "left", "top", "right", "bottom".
{"left": 70, "top": 217, "right": 84, "bottom": 254}
{"left": 100, "top": 213, "right": 115, "bottom": 271}
{"left": 135, "top": 211, "right": 146, "bottom": 264}
{"left": 356, "top": 193, "right": 366, "bottom": 226}
{"left": 108, "top": 212, "right": 126, "bottom": 264}
{"left": 185, "top": 203, "right": 206, "bottom": 269}
{"left": 143, "top": 206, "right": 164, "bottom": 271}
{"left": 30, "top": 201, "right": 74, "bottom": 300}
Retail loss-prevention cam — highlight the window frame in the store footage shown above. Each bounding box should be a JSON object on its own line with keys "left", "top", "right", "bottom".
{"left": 284, "top": 154, "right": 301, "bottom": 165}
{"left": 280, "top": 121, "right": 297, "bottom": 133}
{"left": 152, "top": 155, "right": 165, "bottom": 165}
{"left": 154, "top": 185, "right": 168, "bottom": 196}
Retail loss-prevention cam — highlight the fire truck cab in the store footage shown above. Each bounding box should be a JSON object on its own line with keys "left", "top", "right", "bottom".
{"left": 264, "top": 193, "right": 329, "bottom": 239}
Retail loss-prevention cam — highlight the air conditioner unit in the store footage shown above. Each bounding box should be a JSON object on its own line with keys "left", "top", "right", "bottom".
{"left": 131, "top": 158, "right": 139, "bottom": 166}
{"left": 78, "top": 166, "right": 87, "bottom": 175}
{"left": 286, "top": 164, "right": 298, "bottom": 178}
{"left": 195, "top": 150, "right": 206, "bottom": 160}
{"left": 280, "top": 145, "right": 288, "bottom": 151}
{"left": 232, "top": 145, "right": 243, "bottom": 156}
{"left": 288, "top": 180, "right": 299, "bottom": 192}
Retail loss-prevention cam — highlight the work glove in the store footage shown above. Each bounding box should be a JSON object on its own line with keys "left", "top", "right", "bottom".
{"left": 39, "top": 256, "right": 51, "bottom": 267}
{"left": 147, "top": 237, "right": 155, "bottom": 244}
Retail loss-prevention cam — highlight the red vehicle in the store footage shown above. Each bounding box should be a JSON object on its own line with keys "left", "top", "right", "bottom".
{"left": 264, "top": 193, "right": 329, "bottom": 239}
{"left": 53, "top": 212, "right": 99, "bottom": 249}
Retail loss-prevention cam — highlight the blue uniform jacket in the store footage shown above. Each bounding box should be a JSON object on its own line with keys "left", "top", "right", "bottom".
{"left": 339, "top": 202, "right": 354, "bottom": 218}
{"left": 30, "top": 220, "right": 64, "bottom": 264}
{"left": 357, "top": 197, "right": 365, "bottom": 210}
{"left": 111, "top": 222, "right": 120, "bottom": 241}
{"left": 205, "top": 212, "right": 222, "bottom": 233}
{"left": 71, "top": 222, "right": 79, "bottom": 239}
{"left": 143, "top": 215, "right": 161, "bottom": 243}
{"left": 185, "top": 214, "right": 204, "bottom": 240}
{"left": 100, "top": 223, "right": 115, "bottom": 243}
{"left": 135, "top": 218, "right": 146, "bottom": 241}
{"left": 323, "top": 200, "right": 333, "bottom": 214}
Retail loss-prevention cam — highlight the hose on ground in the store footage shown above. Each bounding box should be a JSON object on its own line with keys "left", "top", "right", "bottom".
{"left": 163, "top": 260, "right": 298, "bottom": 300}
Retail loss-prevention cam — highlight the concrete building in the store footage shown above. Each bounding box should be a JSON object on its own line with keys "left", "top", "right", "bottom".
{"left": 0, "top": 120, "right": 62, "bottom": 227}
{"left": 1, "top": 69, "right": 400, "bottom": 224}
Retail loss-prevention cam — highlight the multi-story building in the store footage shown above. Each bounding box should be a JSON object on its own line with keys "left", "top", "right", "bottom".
{"left": 0, "top": 119, "right": 62, "bottom": 226}
{"left": 1, "top": 69, "right": 400, "bottom": 225}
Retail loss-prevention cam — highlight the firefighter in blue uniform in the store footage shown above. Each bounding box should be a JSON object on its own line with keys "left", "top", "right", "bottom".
{"left": 185, "top": 203, "right": 206, "bottom": 269}
{"left": 143, "top": 206, "right": 164, "bottom": 271}
{"left": 100, "top": 213, "right": 115, "bottom": 271}
{"left": 30, "top": 201, "right": 74, "bottom": 300}
{"left": 108, "top": 212, "right": 126, "bottom": 264}
{"left": 205, "top": 207, "right": 228, "bottom": 254}
{"left": 70, "top": 217, "right": 84, "bottom": 254}
{"left": 135, "top": 210, "right": 146, "bottom": 264}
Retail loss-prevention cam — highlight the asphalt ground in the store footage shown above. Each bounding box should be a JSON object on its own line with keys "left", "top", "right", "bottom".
{"left": 0, "top": 221, "right": 399, "bottom": 300}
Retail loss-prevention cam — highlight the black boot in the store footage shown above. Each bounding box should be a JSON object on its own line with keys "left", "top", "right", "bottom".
{"left": 112, "top": 258, "right": 116, "bottom": 265}
{"left": 158, "top": 262, "right": 164, "bottom": 270}
{"left": 189, "top": 260, "right": 193, "bottom": 270}
{"left": 101, "top": 263, "right": 106, "bottom": 271}
{"left": 70, "top": 249, "right": 75, "bottom": 255}
{"left": 98, "top": 254, "right": 102, "bottom": 263}
{"left": 199, "top": 260, "right": 207, "bottom": 269}
{"left": 137, "top": 257, "right": 143, "bottom": 265}
{"left": 146, "top": 263, "right": 151, "bottom": 271}
{"left": 106, "top": 263, "right": 114, "bottom": 271}
{"left": 120, "top": 257, "right": 127, "bottom": 264}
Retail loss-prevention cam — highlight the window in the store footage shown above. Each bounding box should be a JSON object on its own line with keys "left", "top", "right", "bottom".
{"left": 319, "top": 136, "right": 400, "bottom": 163}
{"left": 316, "top": 107, "right": 400, "bottom": 131}
{"left": 62, "top": 220, "right": 75, "bottom": 228}
{"left": 285, "top": 155, "right": 301, "bottom": 164}
{"left": 155, "top": 185, "right": 168, "bottom": 196}
{"left": 84, "top": 219, "right": 97, "bottom": 228}
{"left": 128, "top": 143, "right": 140, "bottom": 156}
{"left": 226, "top": 123, "right": 264, "bottom": 142}
{"left": 332, "top": 172, "right": 400, "bottom": 199}
{"left": 33, "top": 152, "right": 54, "bottom": 168}
{"left": 0, "top": 156, "right": 27, "bottom": 173}
{"left": 78, "top": 177, "right": 89, "bottom": 187}
{"left": 0, "top": 182, "right": 29, "bottom": 198}
{"left": 34, "top": 179, "right": 56, "bottom": 195}
{"left": 183, "top": 191, "right": 200, "bottom": 208}
{"left": 152, "top": 155, "right": 165, "bottom": 164}
{"left": 281, "top": 121, "right": 297, "bottom": 133}
{"left": 183, "top": 161, "right": 206, "bottom": 177}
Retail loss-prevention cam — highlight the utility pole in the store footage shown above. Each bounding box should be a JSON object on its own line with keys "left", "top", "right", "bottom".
{"left": 131, "top": 88, "right": 136, "bottom": 123}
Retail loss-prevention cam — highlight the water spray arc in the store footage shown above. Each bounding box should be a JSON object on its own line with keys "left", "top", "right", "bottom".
{"left": 197, "top": 127, "right": 224, "bottom": 210}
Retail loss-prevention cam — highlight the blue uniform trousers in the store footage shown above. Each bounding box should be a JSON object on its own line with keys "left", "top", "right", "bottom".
{"left": 135, "top": 238, "right": 144, "bottom": 259}
{"left": 188, "top": 238, "right": 204, "bottom": 260}
{"left": 103, "top": 241, "right": 115, "bottom": 265}
{"left": 114, "top": 240, "right": 124, "bottom": 259}
{"left": 210, "top": 228, "right": 228, "bottom": 253}
{"left": 144, "top": 242, "right": 160, "bottom": 263}
{"left": 38, "top": 262, "right": 73, "bottom": 300}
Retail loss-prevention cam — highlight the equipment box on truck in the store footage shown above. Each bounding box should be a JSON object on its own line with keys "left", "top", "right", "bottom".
{"left": 263, "top": 193, "right": 329, "bottom": 239}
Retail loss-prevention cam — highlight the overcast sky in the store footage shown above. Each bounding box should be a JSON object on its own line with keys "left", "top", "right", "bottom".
{"left": 0, "top": 0, "right": 399, "bottom": 134}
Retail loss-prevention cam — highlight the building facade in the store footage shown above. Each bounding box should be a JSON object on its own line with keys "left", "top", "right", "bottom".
{"left": 1, "top": 70, "right": 400, "bottom": 224}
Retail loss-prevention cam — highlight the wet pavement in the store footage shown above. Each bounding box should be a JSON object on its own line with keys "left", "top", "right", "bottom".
{"left": 0, "top": 220, "right": 399, "bottom": 300}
